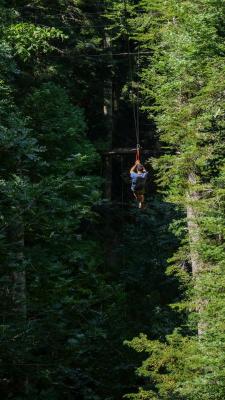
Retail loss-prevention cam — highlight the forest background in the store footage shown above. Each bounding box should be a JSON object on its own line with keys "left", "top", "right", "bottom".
{"left": 0, "top": 0, "right": 225, "bottom": 399}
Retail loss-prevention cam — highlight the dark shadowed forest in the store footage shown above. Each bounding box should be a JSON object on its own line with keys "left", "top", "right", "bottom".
{"left": 0, "top": 1, "right": 225, "bottom": 399}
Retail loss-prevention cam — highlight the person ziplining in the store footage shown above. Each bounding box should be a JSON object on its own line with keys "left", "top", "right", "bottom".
{"left": 123, "top": 2, "right": 149, "bottom": 208}
{"left": 130, "top": 154, "right": 148, "bottom": 209}
{"left": 126, "top": 35, "right": 148, "bottom": 208}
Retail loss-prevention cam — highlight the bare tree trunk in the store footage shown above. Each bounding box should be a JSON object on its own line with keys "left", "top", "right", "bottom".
{"left": 187, "top": 172, "right": 206, "bottom": 335}
{"left": 105, "top": 155, "right": 112, "bottom": 200}
{"left": 103, "top": 33, "right": 113, "bottom": 200}
{"left": 187, "top": 173, "right": 202, "bottom": 276}
{"left": 9, "top": 217, "right": 26, "bottom": 321}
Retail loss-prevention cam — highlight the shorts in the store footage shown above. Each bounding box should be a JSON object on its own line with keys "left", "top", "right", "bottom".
{"left": 132, "top": 188, "right": 145, "bottom": 195}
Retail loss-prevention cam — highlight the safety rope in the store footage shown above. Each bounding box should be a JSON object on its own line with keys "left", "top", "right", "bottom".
{"left": 136, "top": 45, "right": 140, "bottom": 147}
{"left": 130, "top": 44, "right": 141, "bottom": 162}
{"left": 128, "top": 38, "right": 138, "bottom": 143}
{"left": 135, "top": 45, "right": 141, "bottom": 161}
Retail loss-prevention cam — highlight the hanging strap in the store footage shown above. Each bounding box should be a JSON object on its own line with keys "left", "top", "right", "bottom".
{"left": 136, "top": 144, "right": 140, "bottom": 162}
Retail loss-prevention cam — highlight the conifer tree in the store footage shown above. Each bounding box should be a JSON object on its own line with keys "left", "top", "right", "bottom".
{"left": 126, "top": 1, "right": 225, "bottom": 399}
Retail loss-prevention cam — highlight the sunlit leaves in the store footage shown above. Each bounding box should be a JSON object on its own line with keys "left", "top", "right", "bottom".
{"left": 6, "top": 23, "right": 67, "bottom": 60}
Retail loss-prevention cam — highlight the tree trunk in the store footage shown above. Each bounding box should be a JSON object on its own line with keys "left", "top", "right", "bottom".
{"left": 187, "top": 173, "right": 202, "bottom": 276}
{"left": 9, "top": 217, "right": 27, "bottom": 322}
{"left": 105, "top": 155, "right": 112, "bottom": 199}
{"left": 187, "top": 172, "right": 206, "bottom": 335}
{"left": 103, "top": 33, "right": 113, "bottom": 200}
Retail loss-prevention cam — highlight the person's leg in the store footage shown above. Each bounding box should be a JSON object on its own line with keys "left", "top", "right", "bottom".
{"left": 133, "top": 191, "right": 137, "bottom": 200}
{"left": 141, "top": 195, "right": 145, "bottom": 208}
{"left": 136, "top": 193, "right": 142, "bottom": 208}
{"left": 133, "top": 192, "right": 145, "bottom": 208}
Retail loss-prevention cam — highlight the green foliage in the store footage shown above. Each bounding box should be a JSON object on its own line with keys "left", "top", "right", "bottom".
{"left": 4, "top": 1, "right": 224, "bottom": 400}
{"left": 6, "top": 23, "right": 66, "bottom": 61}
{"left": 125, "top": 1, "right": 225, "bottom": 399}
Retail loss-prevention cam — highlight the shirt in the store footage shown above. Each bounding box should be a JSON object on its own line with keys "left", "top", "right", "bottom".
{"left": 130, "top": 171, "right": 148, "bottom": 191}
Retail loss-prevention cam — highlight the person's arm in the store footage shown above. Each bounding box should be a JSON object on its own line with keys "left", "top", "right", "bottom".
{"left": 130, "top": 160, "right": 140, "bottom": 174}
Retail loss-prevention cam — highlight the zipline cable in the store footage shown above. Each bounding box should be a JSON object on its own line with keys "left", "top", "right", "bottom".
{"left": 73, "top": 51, "right": 151, "bottom": 58}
